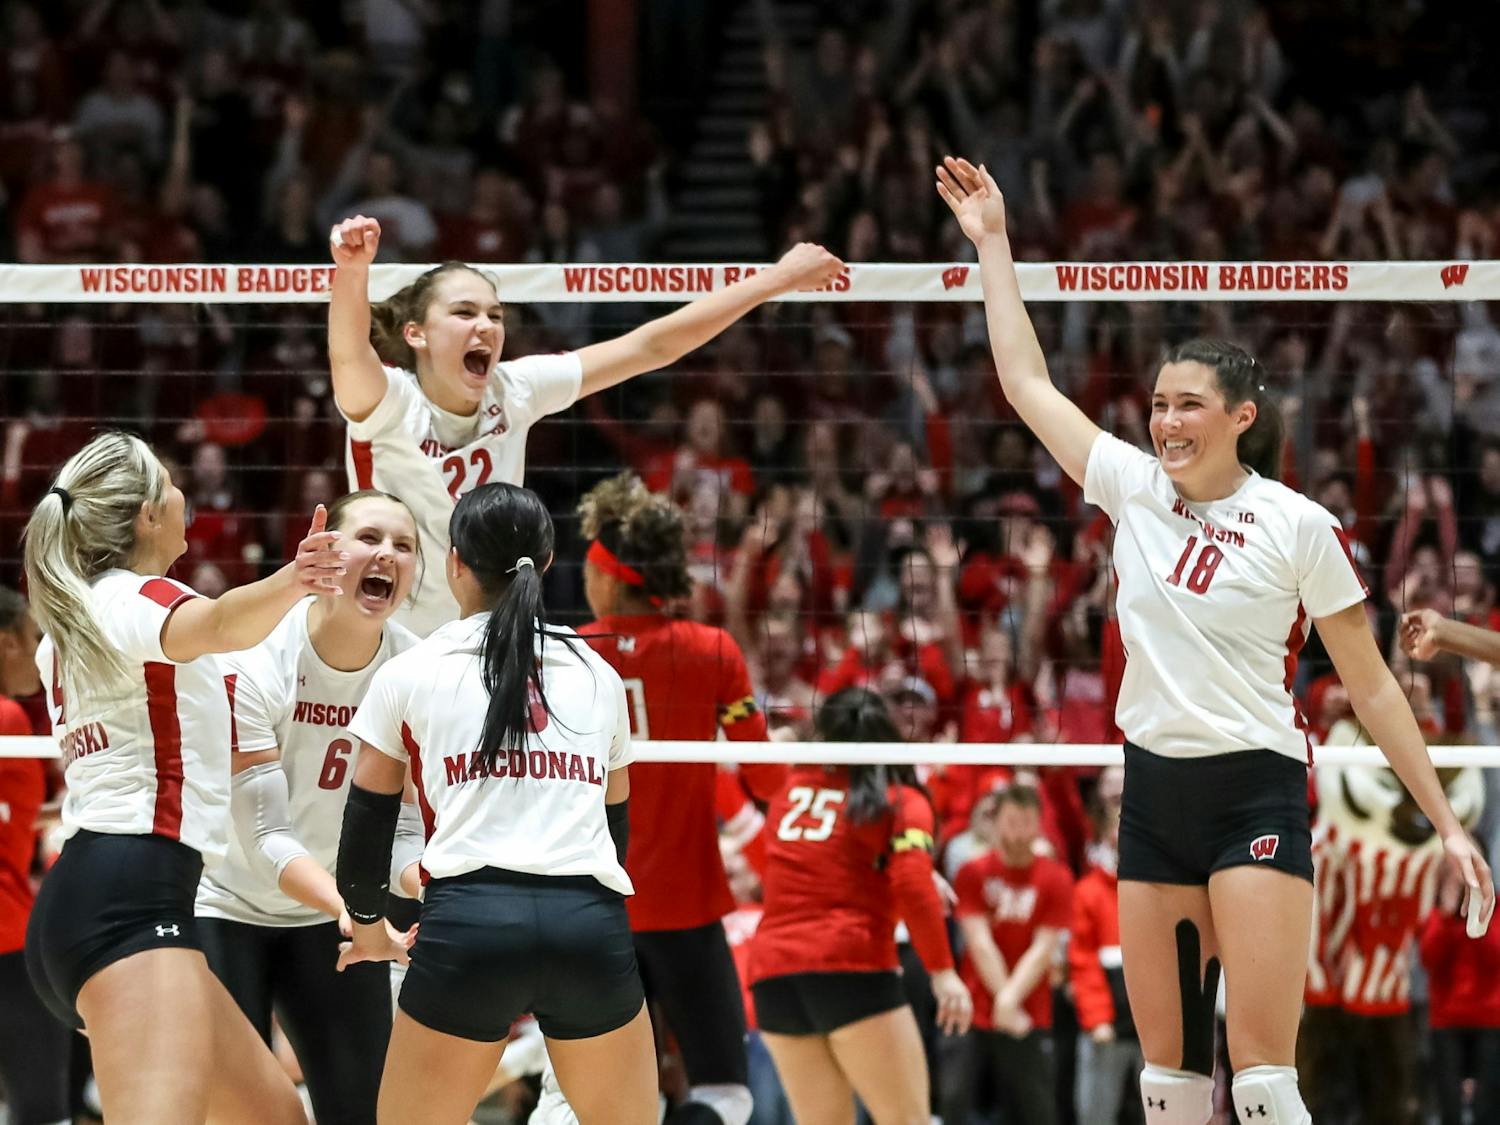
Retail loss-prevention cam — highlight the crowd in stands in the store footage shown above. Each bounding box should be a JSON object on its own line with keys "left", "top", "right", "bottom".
{"left": 3, "top": 1, "right": 1500, "bottom": 1123}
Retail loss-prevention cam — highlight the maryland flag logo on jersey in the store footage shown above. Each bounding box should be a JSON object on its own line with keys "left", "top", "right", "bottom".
{"left": 718, "top": 696, "right": 760, "bottom": 728}
{"left": 891, "top": 827, "right": 935, "bottom": 854}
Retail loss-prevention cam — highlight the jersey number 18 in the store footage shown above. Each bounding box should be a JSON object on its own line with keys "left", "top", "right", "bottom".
{"left": 1166, "top": 535, "right": 1224, "bottom": 595}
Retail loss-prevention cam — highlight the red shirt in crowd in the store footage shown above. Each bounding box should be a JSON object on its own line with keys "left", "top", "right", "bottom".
{"left": 0, "top": 697, "right": 43, "bottom": 955}
{"left": 1419, "top": 907, "right": 1500, "bottom": 1029}
{"left": 15, "top": 180, "right": 116, "bottom": 260}
{"left": 580, "top": 613, "right": 784, "bottom": 932}
{"left": 955, "top": 850, "right": 1074, "bottom": 1030}
{"left": 750, "top": 769, "right": 953, "bottom": 983}
{"left": 1069, "top": 863, "right": 1129, "bottom": 1034}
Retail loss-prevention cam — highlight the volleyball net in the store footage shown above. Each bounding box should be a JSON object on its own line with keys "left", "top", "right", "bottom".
{"left": 3, "top": 258, "right": 1500, "bottom": 775}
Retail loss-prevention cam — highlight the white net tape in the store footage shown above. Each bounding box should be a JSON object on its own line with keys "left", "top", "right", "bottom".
{"left": 0, "top": 258, "right": 1490, "bottom": 304}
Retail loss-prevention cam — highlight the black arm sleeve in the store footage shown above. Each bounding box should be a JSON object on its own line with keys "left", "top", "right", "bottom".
{"left": 336, "top": 783, "right": 401, "bottom": 924}
{"left": 606, "top": 799, "right": 629, "bottom": 867}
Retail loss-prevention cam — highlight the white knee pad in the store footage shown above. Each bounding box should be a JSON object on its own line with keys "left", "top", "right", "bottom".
{"left": 1231, "top": 1065, "right": 1312, "bottom": 1125}
{"left": 1140, "top": 1064, "right": 1215, "bottom": 1125}
{"left": 686, "top": 1083, "right": 754, "bottom": 1125}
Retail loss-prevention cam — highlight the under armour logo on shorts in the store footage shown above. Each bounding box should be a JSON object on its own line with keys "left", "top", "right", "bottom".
{"left": 1146, "top": 1097, "right": 1165, "bottom": 1111}
{"left": 155, "top": 924, "right": 180, "bottom": 937}
{"left": 1243, "top": 1105, "right": 1268, "bottom": 1118}
{"left": 1249, "top": 834, "right": 1280, "bottom": 862}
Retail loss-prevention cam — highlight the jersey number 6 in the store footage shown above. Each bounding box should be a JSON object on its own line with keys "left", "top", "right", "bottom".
{"left": 318, "top": 737, "right": 354, "bottom": 790}
{"left": 777, "top": 787, "right": 845, "bottom": 842}
{"left": 1166, "top": 535, "right": 1224, "bottom": 595}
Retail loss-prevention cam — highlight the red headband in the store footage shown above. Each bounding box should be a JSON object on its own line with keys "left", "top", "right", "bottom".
{"left": 588, "top": 540, "right": 647, "bottom": 587}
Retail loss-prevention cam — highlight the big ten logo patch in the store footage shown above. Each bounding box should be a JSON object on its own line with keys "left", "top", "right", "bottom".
{"left": 984, "top": 879, "right": 1038, "bottom": 922}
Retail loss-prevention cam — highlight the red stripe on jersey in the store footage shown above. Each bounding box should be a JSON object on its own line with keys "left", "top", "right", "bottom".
{"left": 143, "top": 662, "right": 184, "bottom": 839}
{"left": 51, "top": 651, "right": 65, "bottom": 724}
{"left": 224, "top": 674, "right": 239, "bottom": 753}
{"left": 401, "top": 722, "right": 436, "bottom": 888}
{"left": 139, "top": 577, "right": 194, "bottom": 611}
{"left": 1283, "top": 602, "right": 1312, "bottom": 765}
{"left": 1331, "top": 526, "right": 1370, "bottom": 596}
{"left": 350, "top": 439, "right": 375, "bottom": 490}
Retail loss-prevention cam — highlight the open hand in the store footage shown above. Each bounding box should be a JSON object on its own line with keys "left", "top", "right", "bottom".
{"left": 291, "top": 505, "right": 348, "bottom": 595}
{"left": 936, "top": 156, "right": 1007, "bottom": 245}
{"left": 337, "top": 919, "right": 418, "bottom": 971}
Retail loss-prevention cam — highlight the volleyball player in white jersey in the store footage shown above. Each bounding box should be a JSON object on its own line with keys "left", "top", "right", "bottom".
{"left": 195, "top": 490, "right": 423, "bottom": 1124}
{"left": 936, "top": 158, "right": 1495, "bottom": 1125}
{"left": 333, "top": 481, "right": 654, "bottom": 1125}
{"left": 21, "top": 431, "right": 347, "bottom": 1125}
{"left": 327, "top": 214, "right": 843, "bottom": 634}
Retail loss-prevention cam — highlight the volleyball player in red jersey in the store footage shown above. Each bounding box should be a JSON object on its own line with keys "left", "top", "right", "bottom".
{"left": 750, "top": 689, "right": 971, "bottom": 1125}
{"left": 0, "top": 588, "right": 70, "bottom": 1125}
{"left": 567, "top": 472, "right": 786, "bottom": 1125}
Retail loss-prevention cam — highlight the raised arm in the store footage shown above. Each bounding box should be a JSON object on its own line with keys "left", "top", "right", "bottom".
{"left": 327, "top": 215, "right": 392, "bottom": 422}
{"left": 936, "top": 157, "right": 1101, "bottom": 487}
{"left": 574, "top": 242, "right": 843, "bottom": 397}
{"left": 161, "top": 507, "right": 346, "bottom": 663}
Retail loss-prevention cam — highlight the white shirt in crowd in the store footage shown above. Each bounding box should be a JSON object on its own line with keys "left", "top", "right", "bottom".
{"left": 37, "top": 571, "right": 232, "bottom": 861}
{"left": 348, "top": 615, "right": 633, "bottom": 895}
{"left": 341, "top": 354, "right": 583, "bottom": 636}
{"left": 196, "top": 598, "right": 419, "bottom": 925}
{"left": 1084, "top": 432, "right": 1369, "bottom": 761}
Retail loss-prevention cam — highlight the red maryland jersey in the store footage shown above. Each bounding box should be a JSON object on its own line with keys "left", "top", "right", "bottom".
{"left": 0, "top": 697, "right": 43, "bottom": 954}
{"left": 580, "top": 614, "right": 781, "bottom": 931}
{"left": 750, "top": 767, "right": 954, "bottom": 983}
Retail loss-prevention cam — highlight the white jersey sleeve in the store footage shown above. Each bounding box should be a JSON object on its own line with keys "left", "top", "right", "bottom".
{"left": 1292, "top": 504, "right": 1370, "bottom": 619}
{"left": 221, "top": 648, "right": 283, "bottom": 756}
{"left": 108, "top": 576, "right": 197, "bottom": 664}
{"left": 608, "top": 670, "right": 633, "bottom": 771}
{"left": 348, "top": 659, "right": 411, "bottom": 764}
{"left": 1084, "top": 432, "right": 1158, "bottom": 521}
{"left": 342, "top": 365, "right": 426, "bottom": 441}
{"left": 497, "top": 352, "right": 583, "bottom": 430}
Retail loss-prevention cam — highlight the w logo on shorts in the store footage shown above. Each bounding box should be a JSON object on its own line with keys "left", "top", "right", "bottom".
{"left": 1249, "top": 834, "right": 1280, "bottom": 862}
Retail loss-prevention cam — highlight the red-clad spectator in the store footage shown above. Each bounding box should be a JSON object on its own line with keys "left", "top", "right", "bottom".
{"left": 1068, "top": 799, "right": 1142, "bottom": 1125}
{"left": 950, "top": 783, "right": 1073, "bottom": 1125}
{"left": 14, "top": 134, "right": 117, "bottom": 262}
{"left": 747, "top": 616, "right": 816, "bottom": 739}
{"left": 643, "top": 399, "right": 756, "bottom": 525}
{"left": 436, "top": 167, "right": 531, "bottom": 262}
{"left": 818, "top": 608, "right": 956, "bottom": 706}
{"left": 0, "top": 5, "right": 70, "bottom": 193}
{"left": 1420, "top": 851, "right": 1500, "bottom": 1125}
{"left": 180, "top": 441, "right": 259, "bottom": 585}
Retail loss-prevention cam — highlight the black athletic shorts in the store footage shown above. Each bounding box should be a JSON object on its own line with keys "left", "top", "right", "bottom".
{"left": 24, "top": 829, "right": 203, "bottom": 1029}
{"left": 751, "top": 970, "right": 907, "bottom": 1036}
{"left": 634, "top": 921, "right": 749, "bottom": 1086}
{"left": 1119, "top": 742, "right": 1314, "bottom": 885}
{"left": 199, "top": 917, "right": 391, "bottom": 1125}
{"left": 398, "top": 867, "right": 643, "bottom": 1043}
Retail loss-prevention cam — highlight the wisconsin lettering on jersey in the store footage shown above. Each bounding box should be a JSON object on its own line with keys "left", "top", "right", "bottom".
{"left": 60, "top": 720, "right": 110, "bottom": 768}
{"left": 417, "top": 404, "right": 509, "bottom": 457}
{"left": 293, "top": 700, "right": 359, "bottom": 728}
{"left": 442, "top": 746, "right": 604, "bottom": 787}
{"left": 984, "top": 879, "right": 1038, "bottom": 923}
{"left": 1171, "top": 497, "right": 1249, "bottom": 548}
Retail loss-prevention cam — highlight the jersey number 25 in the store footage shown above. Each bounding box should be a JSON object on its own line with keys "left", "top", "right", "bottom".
{"left": 777, "top": 787, "right": 845, "bottom": 842}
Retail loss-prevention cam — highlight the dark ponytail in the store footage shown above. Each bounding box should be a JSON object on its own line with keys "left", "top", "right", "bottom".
{"left": 1163, "top": 338, "right": 1284, "bottom": 480}
{"left": 369, "top": 262, "right": 499, "bottom": 371}
{"left": 450, "top": 483, "right": 563, "bottom": 770}
{"left": 814, "top": 688, "right": 926, "bottom": 824}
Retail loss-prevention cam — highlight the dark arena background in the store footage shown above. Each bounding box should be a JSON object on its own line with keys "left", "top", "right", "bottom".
{"left": 3, "top": 1, "right": 1500, "bottom": 1123}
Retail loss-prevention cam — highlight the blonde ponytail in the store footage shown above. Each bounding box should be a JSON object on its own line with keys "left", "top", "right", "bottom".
{"left": 23, "top": 432, "right": 166, "bottom": 703}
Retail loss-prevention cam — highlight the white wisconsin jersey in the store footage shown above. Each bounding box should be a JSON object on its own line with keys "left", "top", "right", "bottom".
{"left": 197, "top": 599, "right": 420, "bottom": 925}
{"left": 1085, "top": 433, "right": 1368, "bottom": 761}
{"left": 37, "top": 571, "right": 232, "bottom": 860}
{"left": 342, "top": 354, "right": 582, "bottom": 636}
{"left": 348, "top": 616, "right": 633, "bottom": 894}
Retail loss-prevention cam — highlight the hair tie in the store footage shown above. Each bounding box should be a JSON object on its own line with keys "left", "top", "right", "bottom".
{"left": 1257, "top": 384, "right": 1266, "bottom": 394}
{"left": 509, "top": 556, "right": 534, "bottom": 573}
{"left": 48, "top": 486, "right": 73, "bottom": 513}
